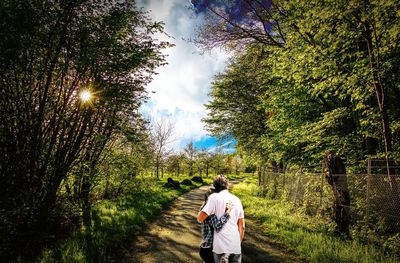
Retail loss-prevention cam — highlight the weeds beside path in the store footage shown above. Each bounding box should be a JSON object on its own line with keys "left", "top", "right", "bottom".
{"left": 118, "top": 183, "right": 304, "bottom": 263}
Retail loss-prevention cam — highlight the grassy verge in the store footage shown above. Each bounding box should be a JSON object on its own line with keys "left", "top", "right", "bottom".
{"left": 226, "top": 172, "right": 252, "bottom": 181}
{"left": 232, "top": 177, "right": 399, "bottom": 263}
{"left": 38, "top": 176, "right": 204, "bottom": 263}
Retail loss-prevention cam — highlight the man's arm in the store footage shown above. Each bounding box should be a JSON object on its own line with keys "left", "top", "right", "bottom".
{"left": 197, "top": 211, "right": 209, "bottom": 223}
{"left": 237, "top": 218, "right": 245, "bottom": 241}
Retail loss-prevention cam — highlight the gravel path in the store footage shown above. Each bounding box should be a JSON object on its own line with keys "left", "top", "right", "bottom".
{"left": 119, "top": 183, "right": 304, "bottom": 263}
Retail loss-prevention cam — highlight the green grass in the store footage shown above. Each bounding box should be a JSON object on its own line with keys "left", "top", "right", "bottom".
{"left": 38, "top": 176, "right": 203, "bottom": 263}
{"left": 226, "top": 172, "right": 252, "bottom": 181}
{"left": 232, "top": 177, "right": 399, "bottom": 263}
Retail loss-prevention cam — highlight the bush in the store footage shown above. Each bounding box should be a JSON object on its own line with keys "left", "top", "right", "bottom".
{"left": 181, "top": 179, "right": 193, "bottom": 186}
{"left": 191, "top": 176, "right": 203, "bottom": 183}
{"left": 232, "top": 177, "right": 400, "bottom": 263}
{"left": 38, "top": 177, "right": 192, "bottom": 262}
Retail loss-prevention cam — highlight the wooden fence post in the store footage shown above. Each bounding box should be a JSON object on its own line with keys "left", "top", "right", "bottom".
{"left": 319, "top": 161, "right": 324, "bottom": 212}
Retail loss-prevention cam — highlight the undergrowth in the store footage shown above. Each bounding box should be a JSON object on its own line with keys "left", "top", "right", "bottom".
{"left": 232, "top": 177, "right": 399, "bottom": 263}
{"left": 38, "top": 176, "right": 203, "bottom": 263}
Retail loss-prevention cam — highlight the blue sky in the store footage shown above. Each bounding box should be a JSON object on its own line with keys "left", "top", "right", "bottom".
{"left": 138, "top": 0, "right": 234, "bottom": 152}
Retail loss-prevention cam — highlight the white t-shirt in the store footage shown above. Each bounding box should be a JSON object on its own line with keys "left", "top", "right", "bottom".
{"left": 202, "top": 190, "right": 244, "bottom": 254}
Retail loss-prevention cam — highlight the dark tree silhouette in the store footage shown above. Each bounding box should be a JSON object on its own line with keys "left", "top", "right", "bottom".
{"left": 0, "top": 1, "right": 168, "bottom": 260}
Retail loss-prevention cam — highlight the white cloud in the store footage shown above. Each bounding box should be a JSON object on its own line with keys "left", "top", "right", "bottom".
{"left": 138, "top": 0, "right": 229, "bottom": 150}
{"left": 141, "top": 105, "right": 209, "bottom": 151}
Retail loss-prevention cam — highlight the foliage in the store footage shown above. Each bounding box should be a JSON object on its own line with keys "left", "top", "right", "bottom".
{"left": 184, "top": 141, "right": 197, "bottom": 176}
{"left": 191, "top": 0, "right": 285, "bottom": 49}
{"left": 201, "top": 0, "right": 400, "bottom": 238}
{"left": 0, "top": 0, "right": 168, "bottom": 260}
{"left": 202, "top": 0, "right": 400, "bottom": 165}
{"left": 38, "top": 176, "right": 200, "bottom": 263}
{"left": 150, "top": 118, "right": 174, "bottom": 178}
{"left": 92, "top": 133, "right": 154, "bottom": 199}
{"left": 204, "top": 45, "right": 269, "bottom": 161}
{"left": 232, "top": 178, "right": 400, "bottom": 263}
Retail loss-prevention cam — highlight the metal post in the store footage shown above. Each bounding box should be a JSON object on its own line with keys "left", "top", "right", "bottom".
{"left": 366, "top": 159, "right": 371, "bottom": 227}
{"left": 294, "top": 166, "right": 303, "bottom": 205}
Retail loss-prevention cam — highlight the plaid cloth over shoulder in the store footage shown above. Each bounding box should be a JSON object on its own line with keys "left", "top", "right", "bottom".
{"left": 200, "top": 213, "right": 230, "bottom": 248}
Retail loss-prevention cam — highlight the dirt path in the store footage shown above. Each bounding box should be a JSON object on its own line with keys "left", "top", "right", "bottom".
{"left": 119, "top": 184, "right": 304, "bottom": 263}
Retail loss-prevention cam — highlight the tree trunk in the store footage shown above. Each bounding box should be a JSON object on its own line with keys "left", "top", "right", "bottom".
{"left": 324, "top": 153, "right": 351, "bottom": 236}
{"left": 156, "top": 160, "right": 159, "bottom": 179}
{"left": 80, "top": 171, "right": 92, "bottom": 235}
{"left": 103, "top": 162, "right": 110, "bottom": 198}
{"left": 364, "top": 21, "right": 399, "bottom": 199}
{"left": 189, "top": 164, "right": 193, "bottom": 177}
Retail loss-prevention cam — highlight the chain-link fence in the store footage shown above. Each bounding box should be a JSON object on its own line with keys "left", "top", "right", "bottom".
{"left": 258, "top": 159, "right": 400, "bottom": 246}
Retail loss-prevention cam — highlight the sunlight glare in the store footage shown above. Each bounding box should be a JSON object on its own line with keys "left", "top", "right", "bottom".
{"left": 80, "top": 90, "right": 92, "bottom": 103}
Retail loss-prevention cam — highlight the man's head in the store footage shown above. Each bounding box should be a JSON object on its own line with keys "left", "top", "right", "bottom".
{"left": 213, "top": 175, "right": 229, "bottom": 192}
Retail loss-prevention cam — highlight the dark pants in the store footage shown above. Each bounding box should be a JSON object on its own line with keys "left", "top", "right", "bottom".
{"left": 213, "top": 253, "right": 242, "bottom": 263}
{"left": 199, "top": 246, "right": 214, "bottom": 263}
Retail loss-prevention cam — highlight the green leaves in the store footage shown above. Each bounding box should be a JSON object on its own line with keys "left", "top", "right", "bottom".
{"left": 204, "top": 0, "right": 400, "bottom": 166}
{"left": 0, "top": 1, "right": 169, "bottom": 259}
{"left": 204, "top": 45, "right": 269, "bottom": 158}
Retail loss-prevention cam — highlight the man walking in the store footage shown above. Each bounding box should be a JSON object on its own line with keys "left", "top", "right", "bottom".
{"left": 197, "top": 175, "right": 245, "bottom": 263}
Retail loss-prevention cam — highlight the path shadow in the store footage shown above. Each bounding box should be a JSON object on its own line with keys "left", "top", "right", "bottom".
{"left": 116, "top": 183, "right": 305, "bottom": 263}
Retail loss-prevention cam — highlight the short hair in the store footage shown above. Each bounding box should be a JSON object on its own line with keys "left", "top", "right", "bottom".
{"left": 213, "top": 175, "right": 229, "bottom": 192}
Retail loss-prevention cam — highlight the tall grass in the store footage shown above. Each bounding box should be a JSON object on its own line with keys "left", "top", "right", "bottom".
{"left": 232, "top": 177, "right": 399, "bottom": 263}
{"left": 38, "top": 176, "right": 203, "bottom": 263}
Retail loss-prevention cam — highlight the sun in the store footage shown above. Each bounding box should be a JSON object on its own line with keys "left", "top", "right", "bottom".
{"left": 80, "top": 90, "right": 92, "bottom": 103}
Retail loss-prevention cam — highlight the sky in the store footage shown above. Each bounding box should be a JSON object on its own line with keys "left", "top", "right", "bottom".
{"left": 137, "top": 0, "right": 233, "bottom": 152}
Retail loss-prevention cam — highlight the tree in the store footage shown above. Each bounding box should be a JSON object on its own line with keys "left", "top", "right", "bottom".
{"left": 98, "top": 118, "right": 154, "bottom": 198}
{"left": 204, "top": 45, "right": 269, "bottom": 160}
{"left": 201, "top": 0, "right": 400, "bottom": 235}
{"left": 325, "top": 153, "right": 350, "bottom": 236}
{"left": 0, "top": 1, "right": 168, "bottom": 259}
{"left": 191, "top": 0, "right": 286, "bottom": 49}
{"left": 150, "top": 118, "right": 174, "bottom": 178}
{"left": 203, "top": 0, "right": 400, "bottom": 164}
{"left": 279, "top": 0, "right": 400, "bottom": 193}
{"left": 234, "top": 155, "right": 243, "bottom": 175}
{"left": 166, "top": 153, "right": 185, "bottom": 176}
{"left": 211, "top": 145, "right": 225, "bottom": 175}
{"left": 197, "top": 149, "right": 214, "bottom": 177}
{"left": 184, "top": 141, "right": 197, "bottom": 177}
